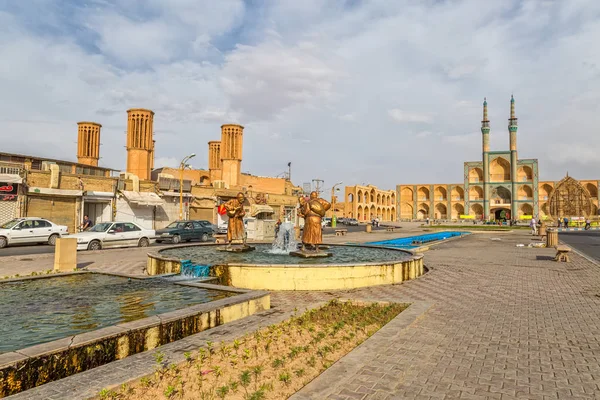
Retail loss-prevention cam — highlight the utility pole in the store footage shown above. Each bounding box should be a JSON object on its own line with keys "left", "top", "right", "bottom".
{"left": 312, "top": 179, "right": 324, "bottom": 196}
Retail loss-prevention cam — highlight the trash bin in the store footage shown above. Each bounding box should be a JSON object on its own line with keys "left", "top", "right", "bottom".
{"left": 366, "top": 224, "right": 372, "bottom": 233}
{"left": 546, "top": 228, "right": 558, "bottom": 247}
{"left": 539, "top": 221, "right": 546, "bottom": 237}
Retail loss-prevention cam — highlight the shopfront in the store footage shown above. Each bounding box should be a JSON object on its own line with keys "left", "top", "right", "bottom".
{"left": 0, "top": 182, "right": 19, "bottom": 225}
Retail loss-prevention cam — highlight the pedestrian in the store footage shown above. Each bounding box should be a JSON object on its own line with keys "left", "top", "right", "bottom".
{"left": 556, "top": 218, "right": 561, "bottom": 228}
{"left": 563, "top": 217, "right": 569, "bottom": 228}
{"left": 530, "top": 216, "right": 537, "bottom": 235}
{"left": 275, "top": 219, "right": 282, "bottom": 236}
{"left": 80, "top": 215, "right": 92, "bottom": 231}
{"left": 426, "top": 217, "right": 430, "bottom": 225}
{"left": 585, "top": 218, "right": 591, "bottom": 230}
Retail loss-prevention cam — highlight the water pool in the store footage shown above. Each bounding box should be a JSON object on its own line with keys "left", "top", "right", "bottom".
{"left": 160, "top": 243, "right": 412, "bottom": 266}
{"left": 368, "top": 231, "right": 466, "bottom": 249}
{"left": 0, "top": 274, "right": 233, "bottom": 354}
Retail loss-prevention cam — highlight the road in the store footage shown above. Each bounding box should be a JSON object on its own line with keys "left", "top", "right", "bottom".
{"left": 559, "top": 230, "right": 600, "bottom": 262}
{"left": 0, "top": 223, "right": 387, "bottom": 257}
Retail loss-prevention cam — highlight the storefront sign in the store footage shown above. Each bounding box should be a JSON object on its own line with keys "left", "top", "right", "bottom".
{"left": 0, "top": 183, "right": 18, "bottom": 200}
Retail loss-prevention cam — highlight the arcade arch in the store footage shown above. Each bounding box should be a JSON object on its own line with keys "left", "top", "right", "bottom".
{"left": 490, "top": 157, "right": 511, "bottom": 182}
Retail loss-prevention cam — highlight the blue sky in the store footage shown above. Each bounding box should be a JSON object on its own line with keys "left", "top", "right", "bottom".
{"left": 1, "top": 0, "right": 599, "bottom": 190}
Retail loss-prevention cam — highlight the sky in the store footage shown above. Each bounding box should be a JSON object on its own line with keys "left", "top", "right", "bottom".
{"left": 1, "top": 0, "right": 599, "bottom": 191}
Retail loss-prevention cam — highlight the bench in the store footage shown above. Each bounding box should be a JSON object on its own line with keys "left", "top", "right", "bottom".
{"left": 214, "top": 234, "right": 227, "bottom": 244}
{"left": 335, "top": 229, "right": 348, "bottom": 236}
{"left": 554, "top": 245, "right": 571, "bottom": 262}
{"left": 385, "top": 226, "right": 396, "bottom": 232}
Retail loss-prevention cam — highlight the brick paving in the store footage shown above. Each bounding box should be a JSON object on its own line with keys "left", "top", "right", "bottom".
{"left": 7, "top": 230, "right": 600, "bottom": 399}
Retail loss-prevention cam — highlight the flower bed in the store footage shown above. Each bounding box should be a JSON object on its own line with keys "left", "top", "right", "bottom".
{"left": 97, "top": 300, "right": 407, "bottom": 400}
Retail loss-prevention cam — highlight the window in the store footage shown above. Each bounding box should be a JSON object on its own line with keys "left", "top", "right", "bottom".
{"left": 123, "top": 223, "right": 141, "bottom": 232}
{"left": 193, "top": 222, "right": 203, "bottom": 229}
{"left": 35, "top": 220, "right": 50, "bottom": 228}
{"left": 58, "top": 164, "right": 72, "bottom": 174}
{"left": 112, "top": 223, "right": 125, "bottom": 232}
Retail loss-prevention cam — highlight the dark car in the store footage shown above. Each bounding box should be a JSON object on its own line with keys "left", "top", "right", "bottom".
{"left": 156, "top": 220, "right": 214, "bottom": 244}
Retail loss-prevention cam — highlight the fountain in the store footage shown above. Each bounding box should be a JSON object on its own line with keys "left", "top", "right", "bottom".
{"left": 270, "top": 221, "right": 299, "bottom": 254}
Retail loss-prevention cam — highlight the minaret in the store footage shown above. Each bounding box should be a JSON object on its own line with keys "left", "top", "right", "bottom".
{"left": 481, "top": 98, "right": 490, "bottom": 220}
{"left": 220, "top": 124, "right": 244, "bottom": 187}
{"left": 77, "top": 122, "right": 102, "bottom": 166}
{"left": 208, "top": 140, "right": 222, "bottom": 182}
{"left": 126, "top": 108, "right": 155, "bottom": 180}
{"left": 508, "top": 95, "right": 518, "bottom": 219}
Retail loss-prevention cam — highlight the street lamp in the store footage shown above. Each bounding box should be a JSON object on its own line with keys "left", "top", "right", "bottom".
{"left": 179, "top": 153, "right": 196, "bottom": 220}
{"left": 331, "top": 182, "right": 343, "bottom": 228}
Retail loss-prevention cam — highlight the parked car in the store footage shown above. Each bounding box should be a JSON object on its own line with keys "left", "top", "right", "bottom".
{"left": 321, "top": 217, "right": 332, "bottom": 227}
{"left": 70, "top": 221, "right": 155, "bottom": 251}
{"left": 0, "top": 217, "right": 69, "bottom": 248}
{"left": 156, "top": 220, "right": 214, "bottom": 244}
{"left": 218, "top": 221, "right": 228, "bottom": 234}
{"left": 346, "top": 218, "right": 359, "bottom": 226}
{"left": 337, "top": 218, "right": 346, "bottom": 225}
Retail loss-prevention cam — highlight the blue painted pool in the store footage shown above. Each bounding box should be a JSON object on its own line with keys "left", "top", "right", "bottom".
{"left": 368, "top": 231, "right": 466, "bottom": 249}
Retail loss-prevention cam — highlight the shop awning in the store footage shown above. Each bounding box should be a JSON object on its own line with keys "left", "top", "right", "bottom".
{"left": 250, "top": 204, "right": 274, "bottom": 217}
{"left": 29, "top": 187, "right": 83, "bottom": 196}
{"left": 120, "top": 191, "right": 164, "bottom": 206}
{"left": 160, "top": 191, "right": 194, "bottom": 198}
{"left": 0, "top": 174, "right": 22, "bottom": 184}
{"left": 84, "top": 191, "right": 114, "bottom": 198}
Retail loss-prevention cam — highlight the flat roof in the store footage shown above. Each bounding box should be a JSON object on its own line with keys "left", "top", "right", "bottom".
{"left": 0, "top": 152, "right": 116, "bottom": 171}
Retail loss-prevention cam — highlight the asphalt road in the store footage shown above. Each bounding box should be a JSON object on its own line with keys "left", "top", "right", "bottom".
{"left": 559, "top": 231, "right": 600, "bottom": 262}
{"left": 0, "top": 224, "right": 388, "bottom": 257}
{"left": 0, "top": 241, "right": 177, "bottom": 258}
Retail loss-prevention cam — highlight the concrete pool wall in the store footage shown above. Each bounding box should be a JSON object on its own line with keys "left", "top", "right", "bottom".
{"left": 147, "top": 244, "right": 425, "bottom": 291}
{"left": 0, "top": 272, "right": 270, "bottom": 397}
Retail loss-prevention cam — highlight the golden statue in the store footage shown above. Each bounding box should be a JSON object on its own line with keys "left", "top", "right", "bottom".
{"left": 298, "top": 191, "right": 331, "bottom": 252}
{"left": 223, "top": 192, "right": 247, "bottom": 244}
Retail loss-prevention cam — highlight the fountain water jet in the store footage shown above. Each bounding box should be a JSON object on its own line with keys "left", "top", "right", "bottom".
{"left": 270, "top": 222, "right": 298, "bottom": 254}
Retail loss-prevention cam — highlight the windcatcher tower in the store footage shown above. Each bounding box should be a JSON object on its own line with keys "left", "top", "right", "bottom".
{"left": 208, "top": 140, "right": 222, "bottom": 182}
{"left": 508, "top": 95, "right": 518, "bottom": 219}
{"left": 481, "top": 98, "right": 490, "bottom": 219}
{"left": 220, "top": 124, "right": 243, "bottom": 188}
{"left": 77, "top": 122, "right": 102, "bottom": 166}
{"left": 126, "top": 108, "right": 155, "bottom": 180}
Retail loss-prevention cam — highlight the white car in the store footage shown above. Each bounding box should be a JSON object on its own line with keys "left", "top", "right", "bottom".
{"left": 0, "top": 217, "right": 69, "bottom": 248}
{"left": 71, "top": 221, "right": 155, "bottom": 251}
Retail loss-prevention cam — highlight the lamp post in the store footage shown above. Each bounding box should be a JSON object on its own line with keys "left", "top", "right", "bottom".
{"left": 179, "top": 153, "right": 196, "bottom": 220}
{"left": 331, "top": 182, "right": 343, "bottom": 228}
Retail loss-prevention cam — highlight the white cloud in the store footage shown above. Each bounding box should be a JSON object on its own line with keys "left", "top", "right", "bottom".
{"left": 1, "top": 0, "right": 600, "bottom": 188}
{"left": 388, "top": 110, "right": 433, "bottom": 123}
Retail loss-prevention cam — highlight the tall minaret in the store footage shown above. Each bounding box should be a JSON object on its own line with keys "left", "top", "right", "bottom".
{"left": 481, "top": 98, "right": 490, "bottom": 220}
{"left": 508, "top": 95, "right": 518, "bottom": 219}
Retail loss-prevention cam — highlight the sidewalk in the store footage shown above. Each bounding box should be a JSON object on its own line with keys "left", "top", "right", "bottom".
{"left": 11, "top": 231, "right": 600, "bottom": 399}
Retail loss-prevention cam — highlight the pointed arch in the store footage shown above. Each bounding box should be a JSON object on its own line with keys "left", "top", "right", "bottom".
{"left": 469, "top": 186, "right": 484, "bottom": 200}
{"left": 401, "top": 203, "right": 413, "bottom": 220}
{"left": 470, "top": 204, "right": 483, "bottom": 219}
{"left": 434, "top": 186, "right": 447, "bottom": 201}
{"left": 401, "top": 187, "right": 413, "bottom": 202}
{"left": 517, "top": 165, "right": 533, "bottom": 182}
{"left": 549, "top": 175, "right": 593, "bottom": 218}
{"left": 490, "top": 157, "right": 511, "bottom": 182}
{"left": 357, "top": 205, "right": 363, "bottom": 221}
{"left": 519, "top": 203, "right": 533, "bottom": 217}
{"left": 417, "top": 187, "right": 430, "bottom": 201}
{"left": 540, "top": 183, "right": 553, "bottom": 201}
{"left": 518, "top": 185, "right": 533, "bottom": 200}
{"left": 469, "top": 168, "right": 483, "bottom": 183}
{"left": 357, "top": 190, "right": 363, "bottom": 203}
{"left": 435, "top": 203, "right": 447, "bottom": 219}
{"left": 391, "top": 206, "right": 396, "bottom": 221}
{"left": 451, "top": 186, "right": 464, "bottom": 201}
{"left": 452, "top": 203, "right": 465, "bottom": 219}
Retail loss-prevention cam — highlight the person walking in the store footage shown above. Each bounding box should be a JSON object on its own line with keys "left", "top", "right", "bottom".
{"left": 530, "top": 216, "right": 537, "bottom": 235}
{"left": 585, "top": 218, "right": 591, "bottom": 230}
{"left": 563, "top": 217, "right": 569, "bottom": 229}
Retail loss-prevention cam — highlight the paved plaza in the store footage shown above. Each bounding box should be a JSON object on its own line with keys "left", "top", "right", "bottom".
{"left": 7, "top": 229, "right": 600, "bottom": 399}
